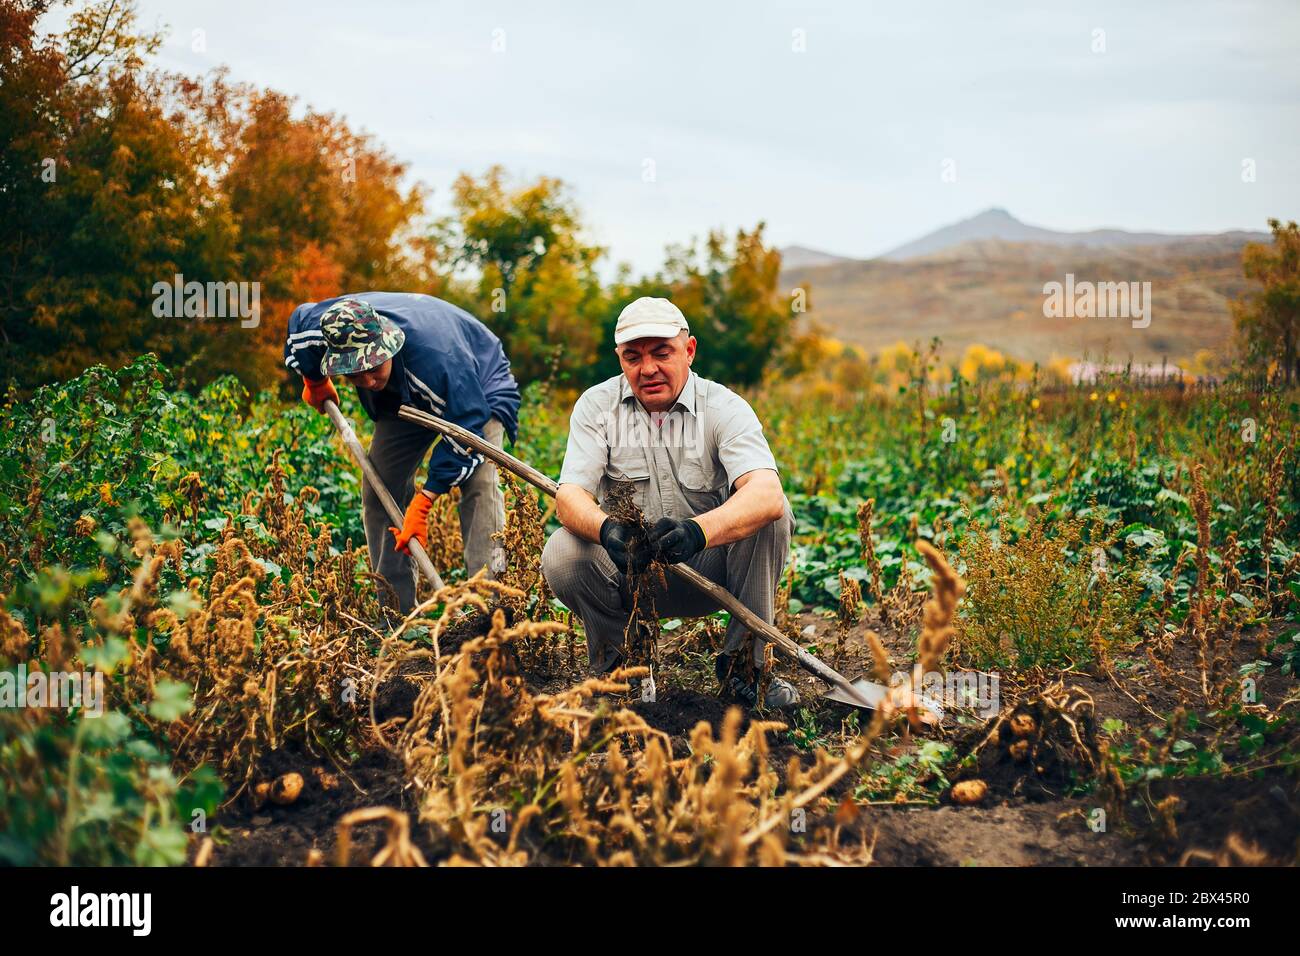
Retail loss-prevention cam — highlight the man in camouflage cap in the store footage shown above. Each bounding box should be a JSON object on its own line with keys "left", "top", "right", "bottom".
{"left": 285, "top": 293, "right": 521, "bottom": 615}
{"left": 318, "top": 298, "right": 407, "bottom": 376}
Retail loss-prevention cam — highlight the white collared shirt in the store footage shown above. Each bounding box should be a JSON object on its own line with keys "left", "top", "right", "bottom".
{"left": 557, "top": 371, "right": 780, "bottom": 520}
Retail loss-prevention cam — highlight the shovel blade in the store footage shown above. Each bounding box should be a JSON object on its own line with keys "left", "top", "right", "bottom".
{"left": 822, "top": 678, "right": 945, "bottom": 723}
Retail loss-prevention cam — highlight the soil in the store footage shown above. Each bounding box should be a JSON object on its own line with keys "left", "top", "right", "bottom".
{"left": 207, "top": 746, "right": 431, "bottom": 867}
{"left": 199, "top": 604, "right": 1300, "bottom": 867}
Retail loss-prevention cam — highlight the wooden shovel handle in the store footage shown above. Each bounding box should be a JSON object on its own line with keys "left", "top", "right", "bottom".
{"left": 324, "top": 400, "right": 445, "bottom": 591}
{"left": 395, "top": 403, "right": 884, "bottom": 710}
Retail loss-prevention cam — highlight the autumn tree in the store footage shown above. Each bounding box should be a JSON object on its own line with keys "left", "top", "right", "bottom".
{"left": 0, "top": 0, "right": 243, "bottom": 388}
{"left": 1, "top": 1, "right": 442, "bottom": 393}
{"left": 167, "top": 72, "right": 440, "bottom": 387}
{"left": 618, "top": 223, "right": 797, "bottom": 387}
{"left": 437, "top": 166, "right": 607, "bottom": 384}
{"left": 1233, "top": 218, "right": 1300, "bottom": 384}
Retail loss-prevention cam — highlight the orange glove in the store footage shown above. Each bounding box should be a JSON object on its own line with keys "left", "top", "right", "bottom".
{"left": 301, "top": 376, "right": 339, "bottom": 413}
{"left": 390, "top": 491, "right": 434, "bottom": 554}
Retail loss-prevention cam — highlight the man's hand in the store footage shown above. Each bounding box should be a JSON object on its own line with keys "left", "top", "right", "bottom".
{"left": 390, "top": 491, "right": 434, "bottom": 554}
{"left": 648, "top": 516, "right": 707, "bottom": 564}
{"left": 301, "top": 376, "right": 339, "bottom": 413}
{"left": 599, "top": 518, "right": 652, "bottom": 575}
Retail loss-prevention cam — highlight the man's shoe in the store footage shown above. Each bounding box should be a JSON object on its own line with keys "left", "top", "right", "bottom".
{"left": 762, "top": 677, "right": 800, "bottom": 709}
{"left": 715, "top": 655, "right": 801, "bottom": 710}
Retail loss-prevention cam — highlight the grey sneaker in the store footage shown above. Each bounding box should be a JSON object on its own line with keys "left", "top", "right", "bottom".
{"left": 715, "top": 655, "right": 801, "bottom": 710}
{"left": 762, "top": 677, "right": 800, "bottom": 709}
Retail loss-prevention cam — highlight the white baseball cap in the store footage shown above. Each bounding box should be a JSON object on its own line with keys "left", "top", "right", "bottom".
{"left": 614, "top": 297, "right": 690, "bottom": 345}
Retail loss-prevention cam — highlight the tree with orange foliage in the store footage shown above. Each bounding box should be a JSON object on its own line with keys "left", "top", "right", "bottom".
{"left": 1233, "top": 219, "right": 1300, "bottom": 384}
{"left": 437, "top": 166, "right": 606, "bottom": 385}
{"left": 173, "top": 73, "right": 439, "bottom": 388}
{"left": 1, "top": 1, "right": 441, "bottom": 394}
{"left": 0, "top": 0, "right": 243, "bottom": 389}
{"left": 625, "top": 223, "right": 796, "bottom": 387}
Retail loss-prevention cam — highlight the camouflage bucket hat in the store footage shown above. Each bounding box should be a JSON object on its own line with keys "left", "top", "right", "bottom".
{"left": 319, "top": 298, "right": 405, "bottom": 376}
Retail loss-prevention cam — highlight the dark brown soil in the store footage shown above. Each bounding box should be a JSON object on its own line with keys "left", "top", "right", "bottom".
{"left": 1138, "top": 774, "right": 1300, "bottom": 865}
{"left": 206, "top": 745, "right": 430, "bottom": 867}
{"left": 199, "top": 604, "right": 1299, "bottom": 867}
{"left": 867, "top": 796, "right": 1144, "bottom": 865}
{"left": 631, "top": 686, "right": 739, "bottom": 738}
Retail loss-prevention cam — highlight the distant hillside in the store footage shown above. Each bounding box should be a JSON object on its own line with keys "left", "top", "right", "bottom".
{"left": 880, "top": 207, "right": 1268, "bottom": 261}
{"left": 783, "top": 237, "right": 1262, "bottom": 366}
{"left": 779, "top": 245, "right": 854, "bottom": 269}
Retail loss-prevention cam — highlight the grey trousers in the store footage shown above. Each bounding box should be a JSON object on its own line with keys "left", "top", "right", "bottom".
{"left": 362, "top": 415, "right": 506, "bottom": 614}
{"left": 541, "top": 501, "right": 794, "bottom": 672}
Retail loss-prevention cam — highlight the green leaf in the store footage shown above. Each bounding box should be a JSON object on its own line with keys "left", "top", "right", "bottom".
{"left": 1156, "top": 488, "right": 1188, "bottom": 507}
{"left": 133, "top": 824, "right": 189, "bottom": 867}
{"left": 164, "top": 589, "right": 203, "bottom": 620}
{"left": 177, "top": 764, "right": 225, "bottom": 821}
{"left": 80, "top": 636, "right": 129, "bottom": 674}
{"left": 148, "top": 679, "right": 194, "bottom": 722}
{"left": 77, "top": 792, "right": 119, "bottom": 826}
{"left": 82, "top": 710, "right": 131, "bottom": 746}
{"left": 1124, "top": 527, "right": 1166, "bottom": 549}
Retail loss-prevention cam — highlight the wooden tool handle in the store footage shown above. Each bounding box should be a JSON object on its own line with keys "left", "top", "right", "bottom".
{"left": 325, "top": 400, "right": 445, "bottom": 591}
{"left": 396, "top": 403, "right": 881, "bottom": 709}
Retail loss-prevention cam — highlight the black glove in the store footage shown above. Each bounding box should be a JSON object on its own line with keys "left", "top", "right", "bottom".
{"left": 648, "top": 516, "right": 707, "bottom": 564}
{"left": 599, "top": 518, "right": 651, "bottom": 575}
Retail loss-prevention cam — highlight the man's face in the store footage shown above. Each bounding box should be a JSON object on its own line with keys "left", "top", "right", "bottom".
{"left": 345, "top": 358, "right": 393, "bottom": 392}
{"left": 617, "top": 332, "right": 696, "bottom": 412}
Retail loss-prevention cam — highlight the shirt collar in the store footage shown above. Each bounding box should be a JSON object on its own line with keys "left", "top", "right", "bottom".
{"left": 620, "top": 370, "right": 698, "bottom": 416}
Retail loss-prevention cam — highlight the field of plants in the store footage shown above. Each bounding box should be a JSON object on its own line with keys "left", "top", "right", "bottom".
{"left": 1, "top": 352, "right": 1297, "bottom": 867}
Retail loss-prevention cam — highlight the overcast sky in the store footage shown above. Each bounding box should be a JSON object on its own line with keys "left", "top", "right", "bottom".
{"left": 60, "top": 0, "right": 1300, "bottom": 274}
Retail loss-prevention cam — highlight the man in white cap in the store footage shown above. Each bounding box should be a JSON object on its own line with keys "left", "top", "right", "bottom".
{"left": 541, "top": 296, "right": 798, "bottom": 709}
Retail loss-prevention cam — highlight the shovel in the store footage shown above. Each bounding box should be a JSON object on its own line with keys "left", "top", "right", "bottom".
{"left": 395, "top": 403, "right": 940, "bottom": 720}
{"left": 323, "top": 399, "right": 446, "bottom": 592}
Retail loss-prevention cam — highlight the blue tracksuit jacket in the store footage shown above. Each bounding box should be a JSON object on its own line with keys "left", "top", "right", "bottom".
{"left": 284, "top": 292, "right": 520, "bottom": 495}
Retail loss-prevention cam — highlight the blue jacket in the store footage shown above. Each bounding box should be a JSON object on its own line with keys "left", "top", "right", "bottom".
{"left": 284, "top": 292, "right": 520, "bottom": 495}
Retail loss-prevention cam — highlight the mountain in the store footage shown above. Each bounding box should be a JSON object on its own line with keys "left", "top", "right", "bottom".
{"left": 781, "top": 237, "right": 1262, "bottom": 366}
{"left": 778, "top": 245, "right": 854, "bottom": 270}
{"left": 880, "top": 207, "right": 1268, "bottom": 261}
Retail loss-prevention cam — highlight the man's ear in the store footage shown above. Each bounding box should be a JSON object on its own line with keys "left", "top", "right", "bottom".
{"left": 685, "top": 334, "right": 697, "bottom": 363}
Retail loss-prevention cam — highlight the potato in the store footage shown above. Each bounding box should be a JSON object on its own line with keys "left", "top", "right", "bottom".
{"left": 1009, "top": 713, "right": 1037, "bottom": 738}
{"left": 270, "top": 771, "right": 304, "bottom": 805}
{"left": 1008, "top": 739, "right": 1031, "bottom": 762}
{"left": 251, "top": 781, "right": 271, "bottom": 810}
{"left": 951, "top": 779, "right": 988, "bottom": 805}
